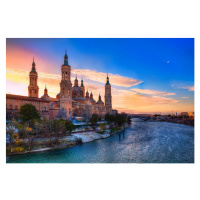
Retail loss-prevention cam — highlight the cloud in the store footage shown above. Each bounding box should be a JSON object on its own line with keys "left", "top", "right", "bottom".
{"left": 181, "top": 86, "right": 194, "bottom": 91}
{"left": 7, "top": 68, "right": 191, "bottom": 114}
{"left": 171, "top": 83, "right": 194, "bottom": 91}
{"left": 71, "top": 69, "right": 143, "bottom": 87}
{"left": 112, "top": 89, "right": 179, "bottom": 113}
{"left": 182, "top": 97, "right": 189, "bottom": 99}
{"left": 131, "top": 88, "right": 175, "bottom": 96}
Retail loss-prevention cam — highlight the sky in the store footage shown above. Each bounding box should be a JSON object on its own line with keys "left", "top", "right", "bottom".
{"left": 6, "top": 38, "right": 194, "bottom": 114}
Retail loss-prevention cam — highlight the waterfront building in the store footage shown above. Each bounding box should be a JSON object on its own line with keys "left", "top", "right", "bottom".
{"left": 188, "top": 112, "right": 194, "bottom": 117}
{"left": 180, "top": 112, "right": 189, "bottom": 116}
{"left": 6, "top": 50, "right": 115, "bottom": 121}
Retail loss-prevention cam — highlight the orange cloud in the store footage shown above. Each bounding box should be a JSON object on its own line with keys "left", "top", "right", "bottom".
{"left": 71, "top": 69, "right": 143, "bottom": 87}
{"left": 7, "top": 68, "right": 194, "bottom": 114}
{"left": 131, "top": 88, "right": 175, "bottom": 96}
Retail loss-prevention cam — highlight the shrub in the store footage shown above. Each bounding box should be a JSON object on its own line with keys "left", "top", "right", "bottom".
{"left": 100, "top": 123, "right": 106, "bottom": 131}
{"left": 97, "top": 130, "right": 106, "bottom": 134}
{"left": 76, "top": 137, "right": 83, "bottom": 144}
{"left": 12, "top": 147, "right": 24, "bottom": 153}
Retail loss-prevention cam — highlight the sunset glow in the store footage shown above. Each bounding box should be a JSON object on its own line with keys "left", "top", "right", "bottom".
{"left": 6, "top": 38, "right": 194, "bottom": 114}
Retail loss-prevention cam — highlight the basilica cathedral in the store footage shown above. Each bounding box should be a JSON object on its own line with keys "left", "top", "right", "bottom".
{"left": 6, "top": 51, "right": 114, "bottom": 120}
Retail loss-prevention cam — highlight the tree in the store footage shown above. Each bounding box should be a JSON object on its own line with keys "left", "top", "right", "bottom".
{"left": 6, "top": 121, "right": 17, "bottom": 152}
{"left": 26, "top": 126, "right": 35, "bottom": 150}
{"left": 19, "top": 104, "right": 40, "bottom": 122}
{"left": 90, "top": 114, "right": 98, "bottom": 130}
{"left": 105, "top": 113, "right": 115, "bottom": 123}
{"left": 127, "top": 116, "right": 132, "bottom": 124}
{"left": 52, "top": 119, "right": 66, "bottom": 137}
{"left": 100, "top": 123, "right": 106, "bottom": 131}
{"left": 65, "top": 120, "right": 76, "bottom": 135}
{"left": 114, "top": 114, "right": 126, "bottom": 127}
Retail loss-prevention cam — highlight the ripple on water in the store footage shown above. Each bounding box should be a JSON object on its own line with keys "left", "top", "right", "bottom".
{"left": 6, "top": 119, "right": 194, "bottom": 163}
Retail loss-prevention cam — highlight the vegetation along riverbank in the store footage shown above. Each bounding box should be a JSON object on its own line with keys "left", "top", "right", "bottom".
{"left": 6, "top": 112, "right": 131, "bottom": 156}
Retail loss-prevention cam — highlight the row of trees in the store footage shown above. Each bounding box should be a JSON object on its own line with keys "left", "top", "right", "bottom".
{"left": 88, "top": 113, "right": 131, "bottom": 132}
{"left": 6, "top": 119, "right": 76, "bottom": 153}
{"left": 105, "top": 113, "right": 131, "bottom": 126}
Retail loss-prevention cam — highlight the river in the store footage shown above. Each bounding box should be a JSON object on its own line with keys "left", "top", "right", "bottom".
{"left": 6, "top": 118, "right": 194, "bottom": 163}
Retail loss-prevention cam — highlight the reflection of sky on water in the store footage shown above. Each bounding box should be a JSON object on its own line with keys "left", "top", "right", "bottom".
{"left": 7, "top": 119, "right": 194, "bottom": 163}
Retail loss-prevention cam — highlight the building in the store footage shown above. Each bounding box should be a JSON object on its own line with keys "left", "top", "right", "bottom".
{"left": 6, "top": 50, "right": 115, "bottom": 121}
{"left": 188, "top": 112, "right": 194, "bottom": 117}
{"left": 6, "top": 59, "right": 50, "bottom": 120}
{"left": 105, "top": 74, "right": 112, "bottom": 114}
{"left": 180, "top": 112, "right": 189, "bottom": 116}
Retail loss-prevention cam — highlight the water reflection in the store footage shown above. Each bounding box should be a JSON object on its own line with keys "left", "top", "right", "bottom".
{"left": 7, "top": 119, "right": 194, "bottom": 163}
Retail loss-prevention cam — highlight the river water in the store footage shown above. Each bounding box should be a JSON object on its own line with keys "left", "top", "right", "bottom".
{"left": 6, "top": 118, "right": 194, "bottom": 163}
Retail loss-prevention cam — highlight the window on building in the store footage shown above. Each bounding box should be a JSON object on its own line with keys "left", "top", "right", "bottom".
{"left": 15, "top": 105, "right": 18, "bottom": 110}
{"left": 9, "top": 105, "right": 13, "bottom": 109}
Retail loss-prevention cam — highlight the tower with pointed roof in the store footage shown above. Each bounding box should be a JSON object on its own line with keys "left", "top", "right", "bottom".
{"left": 28, "top": 57, "right": 39, "bottom": 98}
{"left": 59, "top": 50, "right": 73, "bottom": 120}
{"left": 105, "top": 73, "right": 112, "bottom": 113}
{"left": 80, "top": 78, "right": 85, "bottom": 98}
{"left": 86, "top": 90, "right": 89, "bottom": 99}
{"left": 74, "top": 75, "right": 78, "bottom": 86}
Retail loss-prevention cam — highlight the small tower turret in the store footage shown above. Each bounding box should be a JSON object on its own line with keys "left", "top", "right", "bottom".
{"left": 74, "top": 74, "right": 78, "bottom": 86}
{"left": 80, "top": 78, "right": 85, "bottom": 98}
{"left": 86, "top": 90, "right": 89, "bottom": 99}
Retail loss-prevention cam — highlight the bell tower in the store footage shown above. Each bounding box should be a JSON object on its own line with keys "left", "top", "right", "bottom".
{"left": 28, "top": 57, "right": 39, "bottom": 98}
{"left": 80, "top": 78, "right": 85, "bottom": 98}
{"left": 105, "top": 73, "right": 112, "bottom": 113}
{"left": 59, "top": 50, "right": 73, "bottom": 120}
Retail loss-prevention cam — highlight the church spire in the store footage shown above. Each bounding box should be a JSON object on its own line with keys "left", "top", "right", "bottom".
{"left": 81, "top": 78, "right": 84, "bottom": 87}
{"left": 106, "top": 73, "right": 110, "bottom": 85}
{"left": 31, "top": 57, "right": 36, "bottom": 73}
{"left": 63, "top": 49, "right": 69, "bottom": 66}
{"left": 44, "top": 85, "right": 48, "bottom": 96}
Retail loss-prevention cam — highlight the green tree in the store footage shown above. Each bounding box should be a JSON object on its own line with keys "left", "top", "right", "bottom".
{"left": 65, "top": 120, "right": 76, "bottom": 135}
{"left": 114, "top": 114, "right": 126, "bottom": 127}
{"left": 52, "top": 119, "right": 66, "bottom": 137}
{"left": 19, "top": 104, "right": 40, "bottom": 122}
{"left": 90, "top": 114, "right": 98, "bottom": 130}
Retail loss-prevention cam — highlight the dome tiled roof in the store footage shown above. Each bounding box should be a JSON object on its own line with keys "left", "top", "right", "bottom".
{"left": 72, "top": 86, "right": 82, "bottom": 93}
{"left": 96, "top": 100, "right": 104, "bottom": 104}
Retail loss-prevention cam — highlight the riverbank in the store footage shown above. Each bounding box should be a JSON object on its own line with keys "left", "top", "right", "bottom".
{"left": 7, "top": 125, "right": 127, "bottom": 156}
{"left": 149, "top": 118, "right": 194, "bottom": 126}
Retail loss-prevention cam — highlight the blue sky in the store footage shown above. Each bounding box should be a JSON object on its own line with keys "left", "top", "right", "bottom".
{"left": 6, "top": 38, "right": 194, "bottom": 114}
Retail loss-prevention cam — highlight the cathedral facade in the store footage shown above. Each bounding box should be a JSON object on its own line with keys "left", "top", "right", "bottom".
{"left": 6, "top": 50, "right": 114, "bottom": 121}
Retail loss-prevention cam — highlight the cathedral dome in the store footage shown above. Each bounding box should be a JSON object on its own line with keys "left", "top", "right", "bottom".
{"left": 74, "top": 96, "right": 83, "bottom": 101}
{"left": 72, "top": 86, "right": 83, "bottom": 93}
{"left": 96, "top": 100, "right": 104, "bottom": 104}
